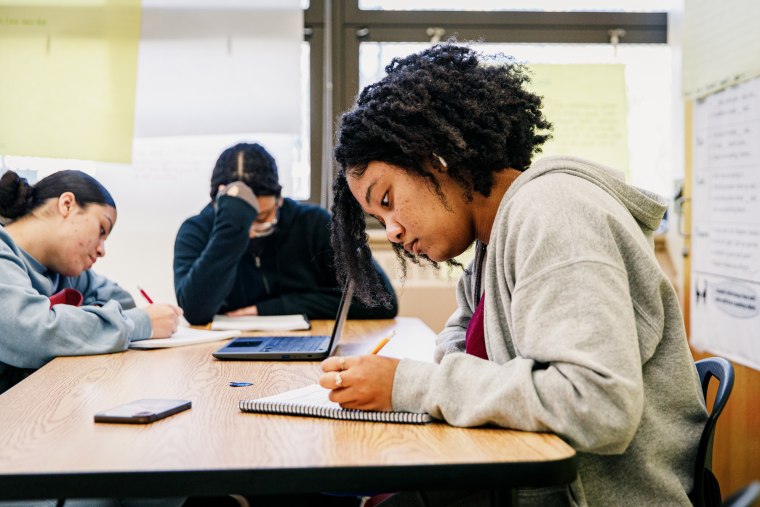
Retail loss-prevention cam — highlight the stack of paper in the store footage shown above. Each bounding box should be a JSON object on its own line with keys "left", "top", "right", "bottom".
{"left": 210, "top": 314, "right": 310, "bottom": 332}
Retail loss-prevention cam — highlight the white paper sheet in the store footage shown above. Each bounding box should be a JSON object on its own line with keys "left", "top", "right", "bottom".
{"left": 129, "top": 327, "right": 241, "bottom": 349}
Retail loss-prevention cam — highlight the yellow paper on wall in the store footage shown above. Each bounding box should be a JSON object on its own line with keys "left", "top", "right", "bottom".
{"left": 0, "top": 1, "right": 141, "bottom": 163}
{"left": 528, "top": 64, "right": 629, "bottom": 178}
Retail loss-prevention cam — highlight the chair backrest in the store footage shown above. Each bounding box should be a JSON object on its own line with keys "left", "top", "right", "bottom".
{"left": 691, "top": 357, "right": 735, "bottom": 507}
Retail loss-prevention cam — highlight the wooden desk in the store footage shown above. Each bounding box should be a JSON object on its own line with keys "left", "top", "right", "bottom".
{"left": 0, "top": 317, "right": 576, "bottom": 502}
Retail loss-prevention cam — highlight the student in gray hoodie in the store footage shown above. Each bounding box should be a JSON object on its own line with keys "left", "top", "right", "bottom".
{"left": 0, "top": 169, "right": 182, "bottom": 396}
{"left": 318, "top": 43, "right": 708, "bottom": 506}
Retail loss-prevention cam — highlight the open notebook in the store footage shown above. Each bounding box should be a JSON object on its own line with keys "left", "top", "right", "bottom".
{"left": 129, "top": 327, "right": 241, "bottom": 349}
{"left": 240, "top": 383, "right": 434, "bottom": 424}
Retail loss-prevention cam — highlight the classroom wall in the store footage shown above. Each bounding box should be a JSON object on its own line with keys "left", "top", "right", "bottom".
{"left": 93, "top": 145, "right": 213, "bottom": 307}
{"left": 682, "top": 101, "right": 760, "bottom": 500}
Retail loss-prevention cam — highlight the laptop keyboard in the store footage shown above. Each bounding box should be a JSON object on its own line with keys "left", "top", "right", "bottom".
{"left": 227, "top": 336, "right": 328, "bottom": 352}
{"left": 265, "top": 336, "right": 327, "bottom": 352}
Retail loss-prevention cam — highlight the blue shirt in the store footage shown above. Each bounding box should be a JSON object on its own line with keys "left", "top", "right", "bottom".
{"left": 0, "top": 226, "right": 151, "bottom": 394}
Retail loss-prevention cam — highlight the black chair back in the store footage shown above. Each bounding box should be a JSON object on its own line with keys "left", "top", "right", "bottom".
{"left": 691, "top": 357, "right": 735, "bottom": 507}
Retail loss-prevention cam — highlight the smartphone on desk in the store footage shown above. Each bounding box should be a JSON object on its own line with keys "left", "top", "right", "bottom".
{"left": 94, "top": 399, "right": 191, "bottom": 424}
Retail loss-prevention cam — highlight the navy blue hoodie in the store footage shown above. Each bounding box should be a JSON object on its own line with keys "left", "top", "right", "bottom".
{"left": 174, "top": 196, "right": 397, "bottom": 325}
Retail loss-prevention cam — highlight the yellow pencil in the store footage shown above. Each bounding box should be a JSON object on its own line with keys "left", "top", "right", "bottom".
{"left": 370, "top": 330, "right": 396, "bottom": 355}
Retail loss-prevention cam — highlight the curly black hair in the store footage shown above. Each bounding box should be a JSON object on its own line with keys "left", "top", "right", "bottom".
{"left": 332, "top": 42, "right": 551, "bottom": 306}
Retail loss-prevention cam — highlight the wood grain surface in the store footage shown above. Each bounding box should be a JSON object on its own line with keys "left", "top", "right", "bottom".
{"left": 0, "top": 317, "right": 576, "bottom": 499}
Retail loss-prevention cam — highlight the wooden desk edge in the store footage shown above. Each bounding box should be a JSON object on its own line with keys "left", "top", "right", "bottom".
{"left": 0, "top": 455, "right": 577, "bottom": 500}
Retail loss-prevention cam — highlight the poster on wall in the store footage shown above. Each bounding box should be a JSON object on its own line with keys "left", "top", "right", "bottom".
{"left": 690, "top": 76, "right": 760, "bottom": 371}
{"left": 529, "top": 64, "right": 629, "bottom": 179}
{"left": 0, "top": 1, "right": 141, "bottom": 163}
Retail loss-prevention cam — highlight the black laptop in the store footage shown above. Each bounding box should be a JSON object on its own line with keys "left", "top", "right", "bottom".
{"left": 212, "top": 281, "right": 354, "bottom": 360}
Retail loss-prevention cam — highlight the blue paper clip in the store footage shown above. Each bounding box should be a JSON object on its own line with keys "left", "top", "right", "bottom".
{"left": 229, "top": 381, "right": 253, "bottom": 387}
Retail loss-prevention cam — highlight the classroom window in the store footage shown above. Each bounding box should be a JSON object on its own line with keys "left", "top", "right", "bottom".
{"left": 359, "top": 41, "right": 674, "bottom": 197}
{"left": 2, "top": 1, "right": 673, "bottom": 208}
{"left": 358, "top": 0, "right": 678, "bottom": 11}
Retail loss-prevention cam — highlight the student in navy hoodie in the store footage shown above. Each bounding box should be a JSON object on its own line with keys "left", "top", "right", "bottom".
{"left": 174, "top": 142, "right": 397, "bottom": 325}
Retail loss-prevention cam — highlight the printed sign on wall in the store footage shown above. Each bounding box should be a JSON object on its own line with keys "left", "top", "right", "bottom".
{"left": 691, "top": 76, "right": 760, "bottom": 371}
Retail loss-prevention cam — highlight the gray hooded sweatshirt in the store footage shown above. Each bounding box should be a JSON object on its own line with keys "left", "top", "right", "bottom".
{"left": 392, "top": 156, "right": 707, "bottom": 505}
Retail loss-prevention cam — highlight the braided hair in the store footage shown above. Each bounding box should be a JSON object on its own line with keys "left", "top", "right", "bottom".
{"left": 210, "top": 143, "right": 282, "bottom": 200}
{"left": 0, "top": 169, "right": 115, "bottom": 221}
{"left": 332, "top": 42, "right": 551, "bottom": 306}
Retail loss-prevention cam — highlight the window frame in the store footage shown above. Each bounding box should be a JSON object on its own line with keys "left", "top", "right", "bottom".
{"left": 304, "top": 0, "right": 667, "bottom": 205}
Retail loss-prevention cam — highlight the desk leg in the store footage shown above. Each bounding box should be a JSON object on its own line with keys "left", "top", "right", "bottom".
{"left": 489, "top": 488, "right": 517, "bottom": 506}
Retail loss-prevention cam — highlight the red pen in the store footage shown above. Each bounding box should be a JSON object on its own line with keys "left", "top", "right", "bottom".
{"left": 137, "top": 286, "right": 154, "bottom": 304}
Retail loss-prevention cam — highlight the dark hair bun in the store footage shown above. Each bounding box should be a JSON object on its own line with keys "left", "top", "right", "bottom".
{"left": 0, "top": 170, "right": 34, "bottom": 219}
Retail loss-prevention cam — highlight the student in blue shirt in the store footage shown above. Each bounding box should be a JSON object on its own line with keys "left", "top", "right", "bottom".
{"left": 0, "top": 169, "right": 182, "bottom": 395}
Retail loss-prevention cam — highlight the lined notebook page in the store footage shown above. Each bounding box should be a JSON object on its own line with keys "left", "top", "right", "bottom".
{"left": 240, "top": 384, "right": 433, "bottom": 424}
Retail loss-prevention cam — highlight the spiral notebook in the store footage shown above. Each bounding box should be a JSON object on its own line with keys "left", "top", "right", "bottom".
{"left": 239, "top": 383, "right": 434, "bottom": 424}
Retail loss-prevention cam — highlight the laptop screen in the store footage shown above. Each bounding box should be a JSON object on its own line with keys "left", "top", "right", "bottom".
{"left": 327, "top": 279, "right": 354, "bottom": 356}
